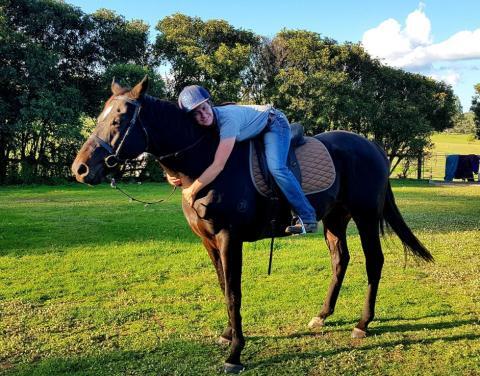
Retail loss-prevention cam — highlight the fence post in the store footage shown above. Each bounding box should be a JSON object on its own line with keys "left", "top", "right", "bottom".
{"left": 417, "top": 154, "right": 422, "bottom": 179}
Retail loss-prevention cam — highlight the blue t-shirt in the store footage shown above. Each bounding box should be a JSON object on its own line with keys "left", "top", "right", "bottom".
{"left": 212, "top": 104, "right": 272, "bottom": 141}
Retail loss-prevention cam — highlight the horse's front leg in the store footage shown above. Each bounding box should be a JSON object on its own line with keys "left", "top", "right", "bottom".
{"left": 201, "top": 237, "right": 233, "bottom": 344}
{"left": 217, "top": 230, "right": 245, "bottom": 373}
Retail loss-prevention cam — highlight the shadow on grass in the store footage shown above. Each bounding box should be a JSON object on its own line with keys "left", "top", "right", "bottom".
{"left": 0, "top": 206, "right": 201, "bottom": 257}
{"left": 371, "top": 317, "right": 479, "bottom": 334}
{"left": 247, "top": 314, "right": 478, "bottom": 342}
{"left": 3, "top": 338, "right": 223, "bottom": 376}
{"left": 246, "top": 332, "right": 480, "bottom": 371}
{"left": 3, "top": 318, "right": 479, "bottom": 375}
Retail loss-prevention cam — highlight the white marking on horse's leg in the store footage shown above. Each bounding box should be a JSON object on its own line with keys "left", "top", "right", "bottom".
{"left": 308, "top": 316, "right": 325, "bottom": 329}
{"left": 351, "top": 327, "right": 367, "bottom": 338}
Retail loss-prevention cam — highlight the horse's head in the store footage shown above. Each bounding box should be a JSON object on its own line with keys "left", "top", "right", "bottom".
{"left": 72, "top": 76, "right": 149, "bottom": 185}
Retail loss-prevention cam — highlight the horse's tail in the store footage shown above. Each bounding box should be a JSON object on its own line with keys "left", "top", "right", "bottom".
{"left": 382, "top": 181, "right": 434, "bottom": 262}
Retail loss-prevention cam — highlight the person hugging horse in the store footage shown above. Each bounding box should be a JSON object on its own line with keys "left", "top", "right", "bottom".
{"left": 167, "top": 85, "right": 318, "bottom": 235}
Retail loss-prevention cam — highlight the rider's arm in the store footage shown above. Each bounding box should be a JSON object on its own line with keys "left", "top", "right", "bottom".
{"left": 183, "top": 137, "right": 236, "bottom": 203}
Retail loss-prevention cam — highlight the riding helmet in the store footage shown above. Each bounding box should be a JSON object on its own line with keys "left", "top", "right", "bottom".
{"left": 178, "top": 85, "right": 210, "bottom": 112}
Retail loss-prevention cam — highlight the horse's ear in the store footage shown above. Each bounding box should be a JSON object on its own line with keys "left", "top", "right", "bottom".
{"left": 111, "top": 77, "right": 124, "bottom": 96}
{"left": 130, "top": 75, "right": 149, "bottom": 99}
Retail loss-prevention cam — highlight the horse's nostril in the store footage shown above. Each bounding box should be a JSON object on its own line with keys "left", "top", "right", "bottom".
{"left": 77, "top": 163, "right": 89, "bottom": 176}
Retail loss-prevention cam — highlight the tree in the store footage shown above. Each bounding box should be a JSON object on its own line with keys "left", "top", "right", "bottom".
{"left": 249, "top": 30, "right": 356, "bottom": 134}
{"left": 0, "top": 0, "right": 89, "bottom": 182}
{"left": 154, "top": 13, "right": 259, "bottom": 101}
{"left": 0, "top": 0, "right": 154, "bottom": 183}
{"left": 102, "top": 64, "right": 165, "bottom": 98}
{"left": 448, "top": 112, "right": 476, "bottom": 134}
{"left": 471, "top": 83, "right": 480, "bottom": 139}
{"left": 363, "top": 67, "right": 458, "bottom": 173}
{"left": 243, "top": 29, "right": 459, "bottom": 171}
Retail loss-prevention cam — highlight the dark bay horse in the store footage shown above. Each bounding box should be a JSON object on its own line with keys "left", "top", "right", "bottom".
{"left": 72, "top": 77, "right": 433, "bottom": 373}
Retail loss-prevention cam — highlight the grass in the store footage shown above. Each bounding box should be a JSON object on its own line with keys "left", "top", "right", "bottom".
{"left": 431, "top": 133, "right": 480, "bottom": 155}
{"left": 0, "top": 181, "right": 479, "bottom": 375}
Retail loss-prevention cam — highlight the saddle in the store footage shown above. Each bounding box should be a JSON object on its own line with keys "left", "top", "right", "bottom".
{"left": 249, "top": 123, "right": 336, "bottom": 197}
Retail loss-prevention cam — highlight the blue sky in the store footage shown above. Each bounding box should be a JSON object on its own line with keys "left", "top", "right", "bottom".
{"left": 68, "top": 0, "right": 480, "bottom": 112}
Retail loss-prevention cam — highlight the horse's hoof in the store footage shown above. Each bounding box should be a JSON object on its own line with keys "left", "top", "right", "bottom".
{"left": 224, "top": 362, "right": 245, "bottom": 374}
{"left": 351, "top": 327, "right": 367, "bottom": 338}
{"left": 218, "top": 336, "right": 232, "bottom": 346}
{"left": 308, "top": 316, "right": 325, "bottom": 329}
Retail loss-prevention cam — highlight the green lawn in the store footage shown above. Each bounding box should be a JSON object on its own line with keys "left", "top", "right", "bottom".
{"left": 431, "top": 133, "right": 480, "bottom": 155}
{"left": 0, "top": 181, "right": 479, "bottom": 375}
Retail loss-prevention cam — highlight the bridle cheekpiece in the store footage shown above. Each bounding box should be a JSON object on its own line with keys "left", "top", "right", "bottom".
{"left": 90, "top": 95, "right": 148, "bottom": 168}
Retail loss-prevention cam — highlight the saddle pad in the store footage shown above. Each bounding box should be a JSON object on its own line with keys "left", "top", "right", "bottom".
{"left": 249, "top": 136, "right": 336, "bottom": 197}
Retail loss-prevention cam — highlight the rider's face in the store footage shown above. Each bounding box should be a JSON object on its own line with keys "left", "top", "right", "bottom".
{"left": 192, "top": 102, "right": 214, "bottom": 127}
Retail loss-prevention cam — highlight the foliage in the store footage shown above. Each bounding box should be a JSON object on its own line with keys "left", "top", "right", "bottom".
{"left": 0, "top": 181, "right": 479, "bottom": 374}
{"left": 0, "top": 0, "right": 158, "bottom": 183}
{"left": 446, "top": 111, "right": 476, "bottom": 135}
{"left": 242, "top": 30, "right": 459, "bottom": 172}
{"left": 471, "top": 83, "right": 480, "bottom": 139}
{"left": 102, "top": 64, "right": 165, "bottom": 101}
{"left": 154, "top": 13, "right": 259, "bottom": 101}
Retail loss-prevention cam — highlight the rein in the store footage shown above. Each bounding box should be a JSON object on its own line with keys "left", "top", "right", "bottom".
{"left": 157, "top": 134, "right": 208, "bottom": 162}
{"left": 110, "top": 178, "right": 177, "bottom": 206}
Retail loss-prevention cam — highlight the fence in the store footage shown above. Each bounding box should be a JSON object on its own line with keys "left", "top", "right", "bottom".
{"left": 395, "top": 153, "right": 479, "bottom": 181}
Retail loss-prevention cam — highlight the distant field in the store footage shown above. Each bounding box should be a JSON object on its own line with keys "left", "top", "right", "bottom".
{"left": 431, "top": 133, "right": 480, "bottom": 155}
{"left": 0, "top": 181, "right": 479, "bottom": 375}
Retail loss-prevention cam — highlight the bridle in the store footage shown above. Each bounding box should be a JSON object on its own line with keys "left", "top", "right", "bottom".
{"left": 88, "top": 94, "right": 208, "bottom": 205}
{"left": 90, "top": 95, "right": 148, "bottom": 168}
{"left": 90, "top": 95, "right": 208, "bottom": 167}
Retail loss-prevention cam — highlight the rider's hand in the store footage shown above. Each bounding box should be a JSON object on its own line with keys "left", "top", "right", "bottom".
{"left": 166, "top": 173, "right": 182, "bottom": 187}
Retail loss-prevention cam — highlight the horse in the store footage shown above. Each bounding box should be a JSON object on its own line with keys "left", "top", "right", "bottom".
{"left": 72, "top": 76, "right": 433, "bottom": 373}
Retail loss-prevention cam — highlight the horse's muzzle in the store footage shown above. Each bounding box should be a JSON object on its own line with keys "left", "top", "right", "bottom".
{"left": 72, "top": 160, "right": 89, "bottom": 181}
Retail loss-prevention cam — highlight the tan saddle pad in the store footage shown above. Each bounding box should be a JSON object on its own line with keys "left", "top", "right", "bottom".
{"left": 249, "top": 136, "right": 336, "bottom": 197}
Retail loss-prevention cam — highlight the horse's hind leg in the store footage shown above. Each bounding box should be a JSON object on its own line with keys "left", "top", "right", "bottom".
{"left": 309, "top": 207, "right": 351, "bottom": 329}
{"left": 352, "top": 218, "right": 384, "bottom": 338}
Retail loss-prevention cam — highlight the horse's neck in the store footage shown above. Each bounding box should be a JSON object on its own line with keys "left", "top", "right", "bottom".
{"left": 143, "top": 97, "right": 217, "bottom": 179}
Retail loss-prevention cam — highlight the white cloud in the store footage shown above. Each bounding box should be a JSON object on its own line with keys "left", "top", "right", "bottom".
{"left": 430, "top": 71, "right": 461, "bottom": 86}
{"left": 362, "top": 4, "right": 480, "bottom": 69}
{"left": 361, "top": 3, "right": 480, "bottom": 111}
{"left": 404, "top": 3, "right": 431, "bottom": 47}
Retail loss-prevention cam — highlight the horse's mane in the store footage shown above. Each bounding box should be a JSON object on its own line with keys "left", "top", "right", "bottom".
{"left": 138, "top": 94, "right": 218, "bottom": 178}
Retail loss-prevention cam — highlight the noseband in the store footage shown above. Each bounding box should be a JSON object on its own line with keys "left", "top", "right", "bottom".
{"left": 90, "top": 95, "right": 148, "bottom": 168}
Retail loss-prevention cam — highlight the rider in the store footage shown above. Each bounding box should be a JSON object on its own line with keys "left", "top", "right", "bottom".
{"left": 170, "top": 85, "right": 318, "bottom": 235}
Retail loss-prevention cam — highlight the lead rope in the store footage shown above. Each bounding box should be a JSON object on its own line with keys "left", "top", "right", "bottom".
{"left": 267, "top": 196, "right": 280, "bottom": 275}
{"left": 110, "top": 178, "right": 177, "bottom": 206}
{"left": 268, "top": 229, "right": 275, "bottom": 275}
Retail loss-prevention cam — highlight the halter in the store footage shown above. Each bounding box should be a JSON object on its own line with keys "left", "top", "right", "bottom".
{"left": 90, "top": 95, "right": 148, "bottom": 168}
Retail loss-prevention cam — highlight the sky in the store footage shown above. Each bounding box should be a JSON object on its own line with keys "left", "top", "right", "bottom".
{"left": 67, "top": 0, "right": 480, "bottom": 112}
